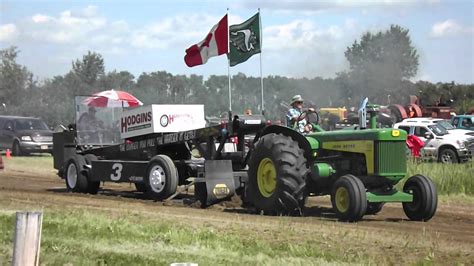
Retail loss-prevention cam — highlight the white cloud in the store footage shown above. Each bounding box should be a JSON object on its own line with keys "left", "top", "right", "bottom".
{"left": 4, "top": 7, "right": 240, "bottom": 53}
{"left": 130, "top": 14, "right": 243, "bottom": 49}
{"left": 32, "top": 14, "right": 52, "bottom": 23}
{"left": 261, "top": 19, "right": 359, "bottom": 78}
{"left": 264, "top": 20, "right": 344, "bottom": 51}
{"left": 0, "top": 23, "right": 18, "bottom": 41}
{"left": 430, "top": 19, "right": 474, "bottom": 38}
{"left": 242, "top": 0, "right": 439, "bottom": 12}
{"left": 82, "top": 5, "right": 98, "bottom": 17}
{"left": 8, "top": 6, "right": 122, "bottom": 46}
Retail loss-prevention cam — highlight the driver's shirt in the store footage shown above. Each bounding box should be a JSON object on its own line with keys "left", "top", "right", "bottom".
{"left": 286, "top": 107, "right": 307, "bottom": 133}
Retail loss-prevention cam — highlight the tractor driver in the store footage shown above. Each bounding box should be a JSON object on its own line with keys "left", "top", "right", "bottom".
{"left": 286, "top": 94, "right": 315, "bottom": 134}
{"left": 78, "top": 106, "right": 103, "bottom": 130}
{"left": 77, "top": 106, "right": 104, "bottom": 143}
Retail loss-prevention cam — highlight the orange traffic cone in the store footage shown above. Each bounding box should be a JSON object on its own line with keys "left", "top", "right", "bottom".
{"left": 6, "top": 149, "right": 11, "bottom": 159}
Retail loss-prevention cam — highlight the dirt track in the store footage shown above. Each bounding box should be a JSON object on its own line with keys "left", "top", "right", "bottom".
{"left": 1, "top": 166, "right": 473, "bottom": 263}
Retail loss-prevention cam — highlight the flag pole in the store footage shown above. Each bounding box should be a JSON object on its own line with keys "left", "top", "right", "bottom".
{"left": 258, "top": 9, "right": 264, "bottom": 116}
{"left": 227, "top": 9, "right": 233, "bottom": 132}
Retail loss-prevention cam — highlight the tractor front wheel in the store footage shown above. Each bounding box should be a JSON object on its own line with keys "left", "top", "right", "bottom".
{"left": 247, "top": 133, "right": 309, "bottom": 215}
{"left": 331, "top": 175, "right": 367, "bottom": 222}
{"left": 402, "top": 175, "right": 437, "bottom": 221}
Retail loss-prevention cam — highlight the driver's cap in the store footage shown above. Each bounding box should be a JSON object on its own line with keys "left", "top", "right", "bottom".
{"left": 291, "top": 95, "right": 304, "bottom": 105}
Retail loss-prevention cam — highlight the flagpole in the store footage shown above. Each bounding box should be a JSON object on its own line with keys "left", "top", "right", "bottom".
{"left": 227, "top": 9, "right": 233, "bottom": 133}
{"left": 227, "top": 9, "right": 231, "bottom": 113}
{"left": 258, "top": 9, "right": 264, "bottom": 116}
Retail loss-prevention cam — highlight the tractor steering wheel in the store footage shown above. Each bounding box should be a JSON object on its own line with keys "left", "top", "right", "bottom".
{"left": 293, "top": 109, "right": 320, "bottom": 131}
{"left": 305, "top": 110, "right": 320, "bottom": 125}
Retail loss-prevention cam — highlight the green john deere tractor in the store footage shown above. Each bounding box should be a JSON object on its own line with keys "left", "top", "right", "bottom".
{"left": 245, "top": 99, "right": 437, "bottom": 222}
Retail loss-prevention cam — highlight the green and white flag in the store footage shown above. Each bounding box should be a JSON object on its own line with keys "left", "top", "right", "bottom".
{"left": 228, "top": 13, "right": 261, "bottom": 67}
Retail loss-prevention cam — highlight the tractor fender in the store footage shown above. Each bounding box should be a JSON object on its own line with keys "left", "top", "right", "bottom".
{"left": 261, "top": 125, "right": 313, "bottom": 162}
{"left": 407, "top": 104, "right": 423, "bottom": 117}
{"left": 388, "top": 104, "right": 408, "bottom": 122}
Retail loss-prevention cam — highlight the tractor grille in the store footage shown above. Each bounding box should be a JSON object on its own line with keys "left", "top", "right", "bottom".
{"left": 376, "top": 141, "right": 406, "bottom": 176}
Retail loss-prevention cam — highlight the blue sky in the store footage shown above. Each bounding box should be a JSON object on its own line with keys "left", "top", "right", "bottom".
{"left": 1, "top": 0, "right": 473, "bottom": 84}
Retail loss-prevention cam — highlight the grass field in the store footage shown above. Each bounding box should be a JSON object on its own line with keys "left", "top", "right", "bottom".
{"left": 0, "top": 156, "right": 473, "bottom": 265}
{"left": 404, "top": 159, "right": 474, "bottom": 196}
{"left": 4, "top": 155, "right": 473, "bottom": 196}
{"left": 0, "top": 209, "right": 361, "bottom": 265}
{"left": 1, "top": 203, "right": 470, "bottom": 265}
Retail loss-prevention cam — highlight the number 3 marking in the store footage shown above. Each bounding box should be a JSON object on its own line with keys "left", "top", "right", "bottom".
{"left": 111, "top": 163, "right": 123, "bottom": 181}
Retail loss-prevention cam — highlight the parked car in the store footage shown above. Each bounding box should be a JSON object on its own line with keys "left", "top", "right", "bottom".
{"left": 394, "top": 118, "right": 474, "bottom": 163}
{"left": 399, "top": 117, "right": 472, "bottom": 135}
{"left": 451, "top": 115, "right": 474, "bottom": 131}
{"left": 0, "top": 116, "right": 53, "bottom": 156}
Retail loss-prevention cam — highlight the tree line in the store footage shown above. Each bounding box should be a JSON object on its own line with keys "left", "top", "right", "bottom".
{"left": 1, "top": 25, "right": 472, "bottom": 127}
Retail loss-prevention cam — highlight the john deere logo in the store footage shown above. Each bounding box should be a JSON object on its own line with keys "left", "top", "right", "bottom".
{"left": 213, "top": 184, "right": 230, "bottom": 199}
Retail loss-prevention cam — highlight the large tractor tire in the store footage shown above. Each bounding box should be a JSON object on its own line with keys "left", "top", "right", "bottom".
{"left": 402, "top": 175, "right": 437, "bottom": 221}
{"left": 144, "top": 155, "right": 178, "bottom": 201}
{"left": 247, "top": 133, "right": 309, "bottom": 215}
{"left": 331, "top": 175, "right": 367, "bottom": 222}
{"left": 65, "top": 154, "right": 88, "bottom": 193}
{"left": 83, "top": 154, "right": 101, "bottom": 194}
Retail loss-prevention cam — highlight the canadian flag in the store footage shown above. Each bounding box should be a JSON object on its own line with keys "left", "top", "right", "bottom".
{"left": 184, "top": 15, "right": 228, "bottom": 67}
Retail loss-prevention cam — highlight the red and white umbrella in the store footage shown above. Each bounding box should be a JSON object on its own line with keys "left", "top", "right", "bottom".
{"left": 84, "top": 90, "right": 143, "bottom": 108}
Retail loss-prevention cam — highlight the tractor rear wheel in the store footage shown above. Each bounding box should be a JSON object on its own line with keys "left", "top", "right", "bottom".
{"left": 144, "top": 155, "right": 178, "bottom": 201}
{"left": 83, "top": 154, "right": 101, "bottom": 194}
{"left": 331, "top": 175, "right": 367, "bottom": 222}
{"left": 402, "top": 175, "right": 437, "bottom": 221}
{"left": 65, "top": 154, "right": 88, "bottom": 193}
{"left": 247, "top": 133, "right": 309, "bottom": 215}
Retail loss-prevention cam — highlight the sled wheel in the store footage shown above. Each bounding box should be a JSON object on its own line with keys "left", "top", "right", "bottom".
{"left": 145, "top": 155, "right": 178, "bottom": 200}
{"left": 65, "top": 154, "right": 88, "bottom": 193}
{"left": 83, "top": 154, "right": 100, "bottom": 194}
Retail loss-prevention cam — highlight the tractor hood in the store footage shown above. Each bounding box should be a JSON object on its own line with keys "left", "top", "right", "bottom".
{"left": 307, "top": 128, "right": 407, "bottom": 142}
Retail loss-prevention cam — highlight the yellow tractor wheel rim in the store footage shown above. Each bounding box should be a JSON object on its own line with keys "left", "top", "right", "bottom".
{"left": 257, "top": 158, "right": 277, "bottom": 198}
{"left": 335, "top": 187, "right": 350, "bottom": 213}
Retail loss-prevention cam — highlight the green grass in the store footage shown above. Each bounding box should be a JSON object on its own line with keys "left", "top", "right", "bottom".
{"left": 1, "top": 157, "right": 472, "bottom": 265}
{"left": 0, "top": 210, "right": 346, "bottom": 265}
{"left": 2, "top": 154, "right": 54, "bottom": 176}
{"left": 404, "top": 159, "right": 474, "bottom": 196}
